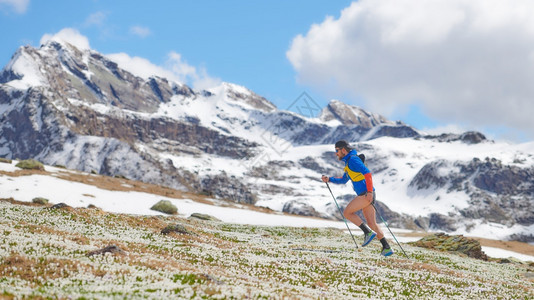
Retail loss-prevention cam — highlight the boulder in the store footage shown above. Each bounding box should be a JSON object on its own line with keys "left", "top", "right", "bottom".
{"left": 410, "top": 233, "right": 488, "bottom": 261}
{"left": 32, "top": 197, "right": 49, "bottom": 205}
{"left": 161, "top": 224, "right": 194, "bottom": 235}
{"left": 150, "top": 200, "right": 177, "bottom": 215}
{"left": 189, "top": 213, "right": 220, "bottom": 221}
{"left": 15, "top": 159, "right": 44, "bottom": 171}
{"left": 86, "top": 245, "right": 126, "bottom": 257}
{"left": 49, "top": 203, "right": 69, "bottom": 209}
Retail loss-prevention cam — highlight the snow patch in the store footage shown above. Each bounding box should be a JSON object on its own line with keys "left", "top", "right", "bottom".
{"left": 4, "top": 49, "right": 47, "bottom": 89}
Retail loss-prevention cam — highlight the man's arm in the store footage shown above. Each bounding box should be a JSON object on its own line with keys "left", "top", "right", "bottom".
{"left": 328, "top": 173, "right": 349, "bottom": 184}
{"left": 364, "top": 173, "right": 373, "bottom": 192}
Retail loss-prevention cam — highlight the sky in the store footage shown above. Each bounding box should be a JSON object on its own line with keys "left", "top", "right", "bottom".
{"left": 1, "top": 0, "right": 533, "bottom": 143}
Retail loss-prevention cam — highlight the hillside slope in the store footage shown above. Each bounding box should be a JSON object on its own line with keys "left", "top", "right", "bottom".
{"left": 1, "top": 197, "right": 533, "bottom": 299}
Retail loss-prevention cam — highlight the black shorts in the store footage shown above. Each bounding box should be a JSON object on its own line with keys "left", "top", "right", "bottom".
{"left": 358, "top": 191, "right": 376, "bottom": 205}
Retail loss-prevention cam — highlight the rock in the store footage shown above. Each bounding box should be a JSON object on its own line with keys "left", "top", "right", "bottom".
{"left": 86, "top": 245, "right": 126, "bottom": 257}
{"left": 150, "top": 200, "right": 177, "bottom": 215}
{"left": 49, "top": 203, "right": 69, "bottom": 209}
{"left": 15, "top": 159, "right": 44, "bottom": 171}
{"left": 424, "top": 131, "right": 487, "bottom": 144}
{"left": 410, "top": 233, "right": 488, "bottom": 261}
{"left": 32, "top": 197, "right": 49, "bottom": 205}
{"left": 161, "top": 224, "right": 194, "bottom": 235}
{"left": 460, "top": 131, "right": 486, "bottom": 144}
{"left": 189, "top": 213, "right": 220, "bottom": 221}
{"left": 497, "top": 257, "right": 525, "bottom": 265}
{"left": 319, "top": 100, "right": 391, "bottom": 128}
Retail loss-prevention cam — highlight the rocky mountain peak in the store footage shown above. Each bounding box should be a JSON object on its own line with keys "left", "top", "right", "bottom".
{"left": 319, "top": 99, "right": 393, "bottom": 128}
{"left": 218, "top": 82, "right": 277, "bottom": 113}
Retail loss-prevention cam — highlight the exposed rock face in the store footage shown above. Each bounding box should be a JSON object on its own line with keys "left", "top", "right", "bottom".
{"left": 428, "top": 213, "right": 459, "bottom": 232}
{"left": 319, "top": 100, "right": 391, "bottom": 128}
{"left": 425, "top": 131, "right": 487, "bottom": 144}
{"left": 282, "top": 200, "right": 324, "bottom": 218}
{"left": 200, "top": 173, "right": 257, "bottom": 204}
{"left": 468, "top": 158, "right": 534, "bottom": 195}
{"left": 408, "top": 157, "right": 534, "bottom": 230}
{"left": 409, "top": 160, "right": 450, "bottom": 190}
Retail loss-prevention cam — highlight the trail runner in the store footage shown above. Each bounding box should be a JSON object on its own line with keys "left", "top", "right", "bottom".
{"left": 321, "top": 140, "right": 394, "bottom": 257}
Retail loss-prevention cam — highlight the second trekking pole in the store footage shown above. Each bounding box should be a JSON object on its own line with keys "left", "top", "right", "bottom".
{"left": 371, "top": 202, "right": 410, "bottom": 259}
{"left": 325, "top": 181, "right": 359, "bottom": 250}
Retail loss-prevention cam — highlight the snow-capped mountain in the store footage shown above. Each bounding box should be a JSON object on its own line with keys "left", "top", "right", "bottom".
{"left": 0, "top": 40, "right": 532, "bottom": 242}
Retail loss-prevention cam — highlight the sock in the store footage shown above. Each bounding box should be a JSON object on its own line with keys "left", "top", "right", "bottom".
{"left": 359, "top": 223, "right": 371, "bottom": 235}
{"left": 380, "top": 237, "right": 390, "bottom": 249}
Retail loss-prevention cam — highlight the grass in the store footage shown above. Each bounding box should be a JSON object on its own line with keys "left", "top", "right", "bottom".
{"left": 0, "top": 198, "right": 532, "bottom": 299}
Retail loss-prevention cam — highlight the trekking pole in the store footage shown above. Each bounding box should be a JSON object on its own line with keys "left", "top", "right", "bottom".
{"left": 371, "top": 202, "right": 410, "bottom": 259}
{"left": 325, "top": 181, "right": 359, "bottom": 250}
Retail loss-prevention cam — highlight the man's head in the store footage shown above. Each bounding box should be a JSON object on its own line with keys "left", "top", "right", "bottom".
{"left": 334, "top": 140, "right": 352, "bottom": 160}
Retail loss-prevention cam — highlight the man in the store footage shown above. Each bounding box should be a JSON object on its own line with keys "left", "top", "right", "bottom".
{"left": 321, "top": 140, "right": 394, "bottom": 257}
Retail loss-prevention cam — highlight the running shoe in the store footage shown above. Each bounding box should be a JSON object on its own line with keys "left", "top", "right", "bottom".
{"left": 362, "top": 231, "right": 376, "bottom": 247}
{"left": 381, "top": 247, "right": 394, "bottom": 257}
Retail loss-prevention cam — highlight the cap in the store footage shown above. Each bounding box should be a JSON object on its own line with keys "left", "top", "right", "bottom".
{"left": 335, "top": 140, "right": 352, "bottom": 150}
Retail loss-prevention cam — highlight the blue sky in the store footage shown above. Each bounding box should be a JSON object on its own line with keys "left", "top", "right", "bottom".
{"left": 1, "top": 0, "right": 533, "bottom": 143}
{"left": 0, "top": 1, "right": 352, "bottom": 108}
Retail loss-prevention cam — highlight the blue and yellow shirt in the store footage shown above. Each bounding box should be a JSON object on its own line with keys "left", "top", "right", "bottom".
{"left": 329, "top": 149, "right": 374, "bottom": 196}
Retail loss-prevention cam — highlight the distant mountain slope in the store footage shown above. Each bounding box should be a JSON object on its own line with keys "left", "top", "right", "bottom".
{"left": 0, "top": 40, "right": 533, "bottom": 242}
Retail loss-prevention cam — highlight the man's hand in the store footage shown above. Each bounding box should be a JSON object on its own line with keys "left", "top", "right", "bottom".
{"left": 321, "top": 175, "right": 329, "bottom": 183}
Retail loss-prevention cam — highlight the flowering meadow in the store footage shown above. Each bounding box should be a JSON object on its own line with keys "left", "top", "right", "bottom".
{"left": 0, "top": 198, "right": 532, "bottom": 299}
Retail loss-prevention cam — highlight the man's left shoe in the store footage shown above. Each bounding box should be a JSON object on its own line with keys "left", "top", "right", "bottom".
{"left": 362, "top": 231, "right": 376, "bottom": 247}
{"left": 381, "top": 247, "right": 394, "bottom": 257}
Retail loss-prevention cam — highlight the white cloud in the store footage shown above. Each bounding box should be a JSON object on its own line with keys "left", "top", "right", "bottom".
{"left": 130, "top": 25, "right": 151, "bottom": 38}
{"left": 40, "top": 28, "right": 91, "bottom": 50}
{"left": 165, "top": 52, "right": 221, "bottom": 90}
{"left": 0, "top": 0, "right": 29, "bottom": 14}
{"left": 84, "top": 11, "right": 108, "bottom": 27}
{"left": 287, "top": 0, "right": 534, "bottom": 139}
{"left": 105, "top": 52, "right": 175, "bottom": 80}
